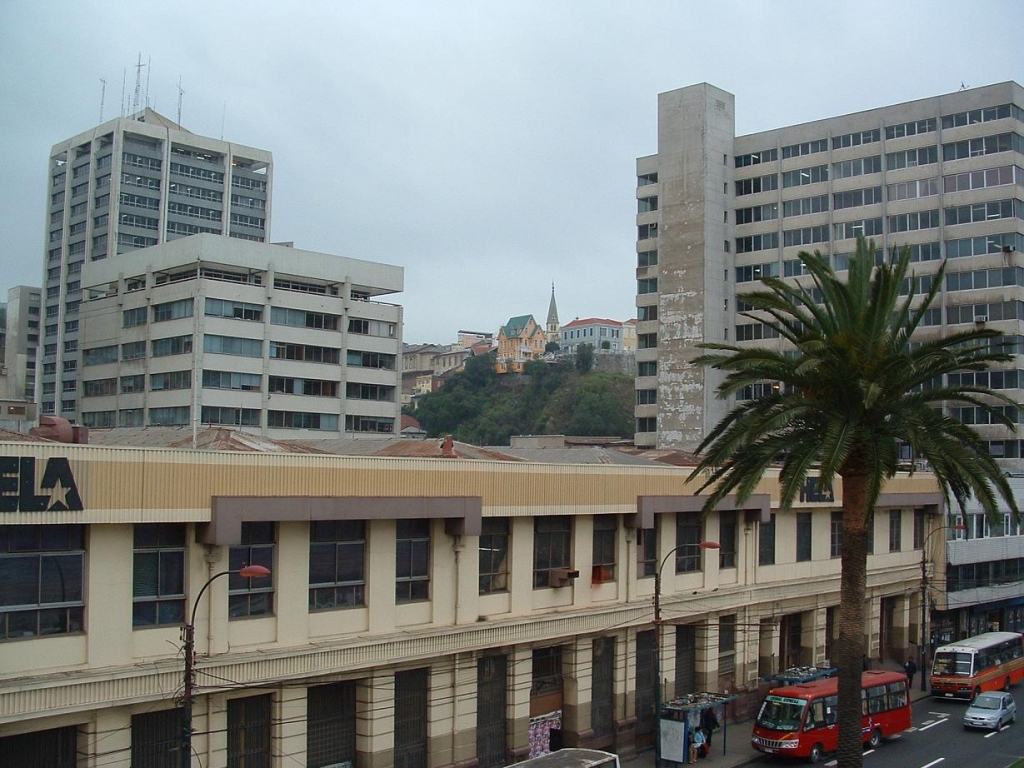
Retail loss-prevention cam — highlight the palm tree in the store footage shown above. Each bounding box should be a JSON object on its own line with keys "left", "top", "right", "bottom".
{"left": 689, "top": 236, "right": 1019, "bottom": 768}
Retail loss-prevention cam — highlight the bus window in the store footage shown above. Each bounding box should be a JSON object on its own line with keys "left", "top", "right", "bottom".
{"left": 887, "top": 681, "right": 907, "bottom": 708}
{"left": 824, "top": 695, "right": 838, "bottom": 726}
{"left": 933, "top": 651, "right": 973, "bottom": 676}
{"left": 756, "top": 695, "right": 807, "bottom": 732}
{"left": 805, "top": 699, "right": 826, "bottom": 731}
{"left": 867, "top": 685, "right": 886, "bottom": 714}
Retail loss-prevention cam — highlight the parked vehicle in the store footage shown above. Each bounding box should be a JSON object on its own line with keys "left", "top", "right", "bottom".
{"left": 504, "top": 749, "right": 620, "bottom": 768}
{"left": 751, "top": 670, "right": 912, "bottom": 763}
{"left": 963, "top": 691, "right": 1016, "bottom": 730}
{"left": 931, "top": 631, "right": 1024, "bottom": 699}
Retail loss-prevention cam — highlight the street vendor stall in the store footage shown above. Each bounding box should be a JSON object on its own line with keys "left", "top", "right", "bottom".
{"left": 658, "top": 691, "right": 737, "bottom": 765}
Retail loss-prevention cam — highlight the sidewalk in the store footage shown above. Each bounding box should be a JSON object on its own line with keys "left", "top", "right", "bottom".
{"left": 622, "top": 661, "right": 930, "bottom": 768}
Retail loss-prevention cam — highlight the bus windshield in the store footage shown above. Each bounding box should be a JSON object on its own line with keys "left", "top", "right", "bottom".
{"left": 933, "top": 651, "right": 973, "bottom": 677}
{"left": 756, "top": 695, "right": 806, "bottom": 732}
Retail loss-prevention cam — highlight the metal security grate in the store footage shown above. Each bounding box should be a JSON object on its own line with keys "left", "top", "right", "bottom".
{"left": 394, "top": 668, "right": 429, "bottom": 768}
{"left": 307, "top": 681, "right": 357, "bottom": 768}
{"left": 228, "top": 694, "right": 272, "bottom": 768}
{"left": 477, "top": 655, "right": 509, "bottom": 768}
{"left": 132, "top": 708, "right": 184, "bottom": 768}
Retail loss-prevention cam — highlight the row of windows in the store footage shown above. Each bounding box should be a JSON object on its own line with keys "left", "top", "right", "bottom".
{"left": 88, "top": 333, "right": 399, "bottom": 373}
{"left": 80, "top": 405, "right": 396, "bottom": 432}
{"left": 734, "top": 112, "right": 1020, "bottom": 170}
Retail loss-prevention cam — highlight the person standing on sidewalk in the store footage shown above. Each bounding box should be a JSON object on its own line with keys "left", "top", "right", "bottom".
{"left": 904, "top": 657, "right": 918, "bottom": 689}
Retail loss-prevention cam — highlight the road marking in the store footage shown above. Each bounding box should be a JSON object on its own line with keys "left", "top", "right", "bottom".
{"left": 918, "top": 719, "right": 948, "bottom": 732}
{"left": 921, "top": 759, "right": 945, "bottom": 768}
{"left": 928, "top": 712, "right": 950, "bottom": 717}
{"left": 863, "top": 749, "right": 875, "bottom": 756}
{"left": 985, "top": 730, "right": 999, "bottom": 738}
{"left": 825, "top": 760, "right": 837, "bottom": 766}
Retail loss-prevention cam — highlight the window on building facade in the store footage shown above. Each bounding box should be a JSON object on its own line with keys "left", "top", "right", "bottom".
{"left": 759, "top": 516, "right": 776, "bottom": 566}
{"left": 913, "top": 509, "right": 925, "bottom": 550}
{"left": 307, "top": 682, "right": 357, "bottom": 768}
{"left": 533, "top": 516, "right": 571, "bottom": 588}
{"left": 227, "top": 695, "right": 272, "bottom": 768}
{"left": 131, "top": 708, "right": 184, "bottom": 767}
{"left": 719, "top": 511, "right": 737, "bottom": 569}
{"left": 889, "top": 510, "right": 902, "bottom": 553}
{"left": 479, "top": 518, "right": 509, "bottom": 594}
{"left": 132, "top": 523, "right": 186, "bottom": 627}
{"left": 718, "top": 614, "right": 737, "bottom": 674}
{"left": 229, "top": 522, "right": 275, "bottom": 619}
{"left": 675, "top": 513, "right": 703, "bottom": 573}
{"left": 830, "top": 511, "right": 843, "bottom": 558}
{"left": 308, "top": 520, "right": 365, "bottom": 611}
{"left": 592, "top": 515, "right": 617, "bottom": 584}
{"left": 0, "top": 524, "right": 85, "bottom": 641}
{"left": 396, "top": 519, "right": 431, "bottom": 603}
{"left": 637, "top": 527, "right": 656, "bottom": 579}
{"left": 796, "top": 512, "right": 813, "bottom": 562}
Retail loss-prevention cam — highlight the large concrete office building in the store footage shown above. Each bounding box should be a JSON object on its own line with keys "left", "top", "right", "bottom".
{"left": 41, "top": 109, "right": 273, "bottom": 423}
{"left": 634, "top": 80, "right": 1024, "bottom": 465}
{"left": 75, "top": 235, "right": 403, "bottom": 437}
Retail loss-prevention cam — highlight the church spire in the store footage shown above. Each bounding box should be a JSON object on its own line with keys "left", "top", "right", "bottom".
{"left": 546, "top": 282, "right": 560, "bottom": 344}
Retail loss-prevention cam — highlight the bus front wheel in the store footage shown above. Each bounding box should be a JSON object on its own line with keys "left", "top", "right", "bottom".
{"left": 868, "top": 729, "right": 882, "bottom": 749}
{"left": 808, "top": 743, "right": 824, "bottom": 763}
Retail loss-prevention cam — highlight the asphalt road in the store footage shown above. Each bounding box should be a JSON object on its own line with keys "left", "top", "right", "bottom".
{"left": 747, "top": 694, "right": 1024, "bottom": 767}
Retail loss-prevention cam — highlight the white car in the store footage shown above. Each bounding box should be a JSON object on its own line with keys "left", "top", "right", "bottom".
{"left": 963, "top": 691, "right": 1016, "bottom": 731}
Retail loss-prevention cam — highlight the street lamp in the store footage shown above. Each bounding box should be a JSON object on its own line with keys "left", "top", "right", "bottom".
{"left": 181, "top": 564, "right": 271, "bottom": 768}
{"left": 653, "top": 541, "right": 719, "bottom": 767}
{"left": 919, "top": 523, "right": 965, "bottom": 692}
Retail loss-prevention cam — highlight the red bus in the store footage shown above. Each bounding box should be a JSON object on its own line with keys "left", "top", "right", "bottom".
{"left": 930, "top": 631, "right": 1024, "bottom": 700}
{"left": 751, "top": 670, "right": 912, "bottom": 763}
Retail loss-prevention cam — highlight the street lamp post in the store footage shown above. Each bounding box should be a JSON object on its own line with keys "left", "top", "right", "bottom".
{"left": 919, "top": 523, "right": 965, "bottom": 692}
{"left": 181, "top": 564, "right": 271, "bottom": 768}
{"left": 653, "top": 541, "right": 719, "bottom": 767}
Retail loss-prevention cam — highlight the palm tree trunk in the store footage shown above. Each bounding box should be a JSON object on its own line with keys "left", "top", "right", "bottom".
{"left": 837, "top": 472, "right": 869, "bottom": 768}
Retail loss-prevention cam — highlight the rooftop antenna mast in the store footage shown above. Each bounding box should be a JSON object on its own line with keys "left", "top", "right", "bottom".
{"left": 176, "top": 77, "right": 185, "bottom": 128}
{"left": 145, "top": 55, "right": 152, "bottom": 108}
{"left": 132, "top": 53, "right": 145, "bottom": 114}
{"left": 120, "top": 68, "right": 126, "bottom": 117}
{"left": 99, "top": 78, "right": 107, "bottom": 122}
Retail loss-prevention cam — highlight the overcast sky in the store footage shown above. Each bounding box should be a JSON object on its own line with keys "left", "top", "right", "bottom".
{"left": 1, "top": 1, "right": 1021, "bottom": 343}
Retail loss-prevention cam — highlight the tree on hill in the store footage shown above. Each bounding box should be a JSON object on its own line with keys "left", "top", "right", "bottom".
{"left": 575, "top": 343, "right": 595, "bottom": 374}
{"left": 411, "top": 353, "right": 633, "bottom": 444}
{"left": 690, "top": 237, "right": 1018, "bottom": 768}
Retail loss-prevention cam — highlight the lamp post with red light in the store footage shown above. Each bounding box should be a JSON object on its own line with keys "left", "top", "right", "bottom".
{"left": 653, "top": 541, "right": 719, "bottom": 767}
{"left": 181, "top": 565, "right": 271, "bottom": 768}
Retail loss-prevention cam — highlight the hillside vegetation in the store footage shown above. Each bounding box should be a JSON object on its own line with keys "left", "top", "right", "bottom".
{"left": 409, "top": 352, "right": 635, "bottom": 446}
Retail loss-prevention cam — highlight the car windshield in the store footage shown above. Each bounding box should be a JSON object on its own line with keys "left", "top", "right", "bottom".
{"left": 756, "top": 695, "right": 806, "bottom": 732}
{"left": 973, "top": 695, "right": 1002, "bottom": 710}
{"left": 933, "top": 651, "right": 973, "bottom": 677}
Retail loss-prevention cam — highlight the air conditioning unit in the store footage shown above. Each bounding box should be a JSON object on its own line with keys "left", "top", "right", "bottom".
{"left": 975, "top": 315, "right": 988, "bottom": 324}
{"left": 548, "top": 567, "right": 580, "bottom": 588}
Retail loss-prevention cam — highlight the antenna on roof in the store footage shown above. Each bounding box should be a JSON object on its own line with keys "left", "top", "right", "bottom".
{"left": 120, "top": 68, "right": 126, "bottom": 117}
{"left": 176, "top": 77, "right": 185, "bottom": 128}
{"left": 145, "top": 55, "right": 152, "bottom": 108}
{"left": 99, "top": 78, "right": 107, "bottom": 123}
{"left": 132, "top": 53, "right": 144, "bottom": 114}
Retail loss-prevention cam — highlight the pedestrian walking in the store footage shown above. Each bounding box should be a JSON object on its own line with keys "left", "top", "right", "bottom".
{"left": 904, "top": 657, "right": 918, "bottom": 689}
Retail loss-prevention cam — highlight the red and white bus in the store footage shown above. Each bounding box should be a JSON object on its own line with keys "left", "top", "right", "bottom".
{"left": 751, "top": 670, "right": 912, "bottom": 763}
{"left": 930, "top": 631, "right": 1024, "bottom": 700}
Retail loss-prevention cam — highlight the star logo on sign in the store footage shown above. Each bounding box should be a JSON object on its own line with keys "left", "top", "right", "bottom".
{"left": 47, "top": 479, "right": 71, "bottom": 510}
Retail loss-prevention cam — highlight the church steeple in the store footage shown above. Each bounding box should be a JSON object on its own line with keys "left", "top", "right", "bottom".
{"left": 546, "top": 282, "right": 560, "bottom": 344}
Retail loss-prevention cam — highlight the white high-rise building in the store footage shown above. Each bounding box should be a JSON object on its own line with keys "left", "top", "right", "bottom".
{"left": 634, "top": 80, "right": 1024, "bottom": 466}
{"left": 41, "top": 109, "right": 272, "bottom": 421}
